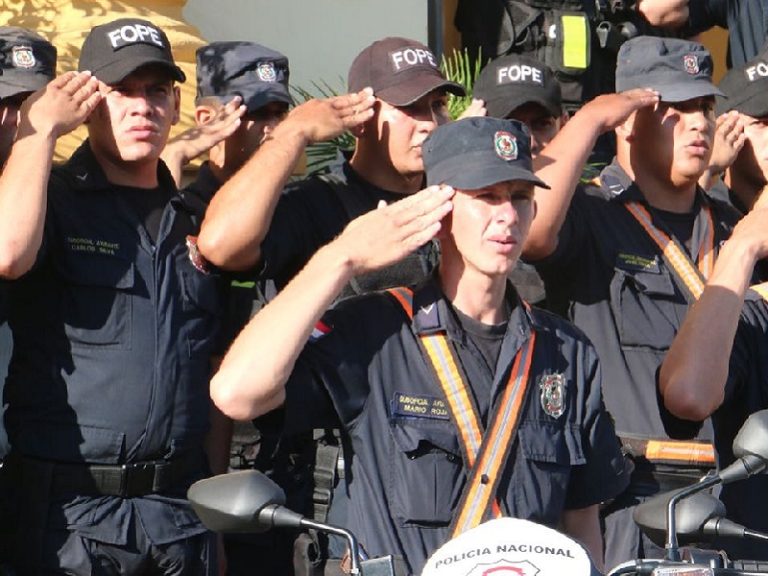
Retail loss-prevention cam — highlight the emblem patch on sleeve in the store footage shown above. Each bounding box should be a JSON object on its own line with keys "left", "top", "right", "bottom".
{"left": 186, "top": 235, "right": 210, "bottom": 275}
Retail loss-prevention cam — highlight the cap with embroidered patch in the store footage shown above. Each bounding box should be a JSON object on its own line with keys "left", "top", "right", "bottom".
{"left": 348, "top": 37, "right": 465, "bottom": 106}
{"left": 423, "top": 116, "right": 549, "bottom": 190}
{"left": 421, "top": 518, "right": 599, "bottom": 576}
{"left": 716, "top": 55, "right": 768, "bottom": 117}
{"left": 196, "top": 41, "right": 293, "bottom": 113}
{"left": 0, "top": 27, "right": 56, "bottom": 100}
{"left": 474, "top": 54, "right": 562, "bottom": 119}
{"left": 616, "top": 36, "right": 722, "bottom": 102}
{"left": 78, "top": 18, "right": 185, "bottom": 85}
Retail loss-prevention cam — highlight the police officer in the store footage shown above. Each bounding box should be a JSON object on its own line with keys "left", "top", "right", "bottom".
{"left": 473, "top": 53, "right": 568, "bottom": 306}
{"left": 522, "top": 36, "right": 741, "bottom": 567}
{"left": 700, "top": 53, "right": 768, "bottom": 214}
{"left": 190, "top": 40, "right": 297, "bottom": 576}
{"left": 0, "top": 17, "right": 228, "bottom": 575}
{"left": 659, "top": 205, "right": 768, "bottom": 560}
{"left": 211, "top": 116, "right": 630, "bottom": 575}
{"left": 197, "top": 37, "right": 464, "bottom": 574}
{"left": 0, "top": 25, "right": 56, "bottom": 437}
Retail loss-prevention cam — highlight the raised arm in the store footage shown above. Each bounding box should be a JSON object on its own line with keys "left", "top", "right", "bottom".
{"left": 210, "top": 184, "right": 454, "bottom": 420}
{"left": 636, "top": 0, "right": 690, "bottom": 28}
{"left": 659, "top": 207, "right": 768, "bottom": 421}
{"left": 0, "top": 71, "right": 101, "bottom": 279}
{"left": 524, "top": 89, "right": 658, "bottom": 260}
{"left": 197, "top": 88, "right": 376, "bottom": 271}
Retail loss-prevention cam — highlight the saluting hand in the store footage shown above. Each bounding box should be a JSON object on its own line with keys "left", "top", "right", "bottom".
{"left": 334, "top": 184, "right": 454, "bottom": 275}
{"left": 709, "top": 110, "right": 747, "bottom": 175}
{"left": 284, "top": 87, "right": 375, "bottom": 144}
{"left": 18, "top": 71, "right": 102, "bottom": 139}
{"left": 578, "top": 88, "right": 660, "bottom": 133}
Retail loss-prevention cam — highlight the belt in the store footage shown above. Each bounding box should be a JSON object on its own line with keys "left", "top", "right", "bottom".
{"left": 620, "top": 436, "right": 716, "bottom": 467}
{"left": 24, "top": 457, "right": 191, "bottom": 498}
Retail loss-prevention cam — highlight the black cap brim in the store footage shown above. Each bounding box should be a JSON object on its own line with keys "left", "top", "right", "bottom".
{"left": 427, "top": 157, "right": 549, "bottom": 190}
{"left": 650, "top": 80, "right": 723, "bottom": 103}
{"left": 486, "top": 95, "right": 562, "bottom": 120}
{"left": 92, "top": 58, "right": 185, "bottom": 85}
{"left": 0, "top": 73, "right": 48, "bottom": 99}
{"left": 377, "top": 75, "right": 465, "bottom": 106}
{"left": 241, "top": 87, "right": 294, "bottom": 113}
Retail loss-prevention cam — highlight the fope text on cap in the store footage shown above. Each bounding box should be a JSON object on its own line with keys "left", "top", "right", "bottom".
{"left": 348, "top": 36, "right": 465, "bottom": 106}
{"left": 78, "top": 18, "right": 185, "bottom": 85}
{"left": 474, "top": 53, "right": 562, "bottom": 119}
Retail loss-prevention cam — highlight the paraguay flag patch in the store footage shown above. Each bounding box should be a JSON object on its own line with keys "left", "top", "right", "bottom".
{"left": 310, "top": 320, "right": 332, "bottom": 341}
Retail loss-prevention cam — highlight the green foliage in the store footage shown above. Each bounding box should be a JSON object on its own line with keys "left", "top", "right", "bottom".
{"left": 440, "top": 48, "right": 486, "bottom": 120}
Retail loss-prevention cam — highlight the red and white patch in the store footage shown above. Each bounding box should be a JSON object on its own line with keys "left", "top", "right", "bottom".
{"left": 310, "top": 320, "right": 332, "bottom": 341}
{"left": 494, "top": 131, "right": 518, "bottom": 161}
{"left": 468, "top": 560, "right": 539, "bottom": 576}
{"left": 683, "top": 53, "right": 699, "bottom": 75}
{"left": 12, "top": 46, "right": 35, "bottom": 69}
{"left": 186, "top": 235, "right": 210, "bottom": 275}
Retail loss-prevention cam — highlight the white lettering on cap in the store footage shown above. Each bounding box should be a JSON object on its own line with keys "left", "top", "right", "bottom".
{"left": 390, "top": 47, "right": 437, "bottom": 72}
{"left": 107, "top": 24, "right": 164, "bottom": 49}
{"left": 745, "top": 61, "right": 768, "bottom": 82}
{"left": 496, "top": 64, "right": 543, "bottom": 86}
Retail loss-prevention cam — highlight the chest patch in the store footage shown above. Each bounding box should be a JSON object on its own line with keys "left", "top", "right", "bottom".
{"left": 538, "top": 373, "right": 566, "bottom": 419}
{"left": 615, "top": 252, "right": 660, "bottom": 274}
{"left": 392, "top": 392, "right": 450, "bottom": 421}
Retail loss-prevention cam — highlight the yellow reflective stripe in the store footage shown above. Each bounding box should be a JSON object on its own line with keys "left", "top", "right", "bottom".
{"left": 751, "top": 282, "right": 768, "bottom": 300}
{"left": 422, "top": 335, "right": 483, "bottom": 464}
{"left": 645, "top": 440, "right": 715, "bottom": 465}
{"left": 625, "top": 203, "right": 705, "bottom": 299}
{"left": 561, "top": 14, "right": 589, "bottom": 69}
{"left": 452, "top": 332, "right": 537, "bottom": 536}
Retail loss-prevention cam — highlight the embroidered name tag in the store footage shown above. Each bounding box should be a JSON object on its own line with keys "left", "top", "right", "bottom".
{"left": 615, "top": 252, "right": 660, "bottom": 274}
{"left": 392, "top": 392, "right": 450, "bottom": 420}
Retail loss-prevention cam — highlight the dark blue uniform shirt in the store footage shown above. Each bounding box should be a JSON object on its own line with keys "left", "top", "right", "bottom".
{"left": 5, "top": 141, "right": 226, "bottom": 546}
{"left": 532, "top": 160, "right": 740, "bottom": 445}
{"left": 260, "top": 161, "right": 436, "bottom": 294}
{"left": 283, "top": 277, "right": 629, "bottom": 575}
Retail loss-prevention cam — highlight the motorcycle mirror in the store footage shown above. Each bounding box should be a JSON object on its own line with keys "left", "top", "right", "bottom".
{"left": 633, "top": 490, "right": 726, "bottom": 547}
{"left": 187, "top": 470, "right": 286, "bottom": 533}
{"left": 733, "top": 410, "right": 768, "bottom": 463}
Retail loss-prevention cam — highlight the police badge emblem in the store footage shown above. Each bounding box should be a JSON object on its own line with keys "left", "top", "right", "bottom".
{"left": 539, "top": 373, "right": 565, "bottom": 418}
{"left": 186, "top": 235, "right": 210, "bottom": 275}
{"left": 494, "top": 131, "right": 518, "bottom": 161}
{"left": 256, "top": 62, "right": 277, "bottom": 83}
{"left": 12, "top": 45, "right": 36, "bottom": 69}
{"left": 683, "top": 54, "right": 699, "bottom": 75}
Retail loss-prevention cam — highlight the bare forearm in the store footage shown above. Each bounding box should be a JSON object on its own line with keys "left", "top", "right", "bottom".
{"left": 211, "top": 242, "right": 355, "bottom": 420}
{"left": 0, "top": 130, "right": 56, "bottom": 279}
{"left": 198, "top": 121, "right": 309, "bottom": 271}
{"left": 660, "top": 238, "right": 759, "bottom": 420}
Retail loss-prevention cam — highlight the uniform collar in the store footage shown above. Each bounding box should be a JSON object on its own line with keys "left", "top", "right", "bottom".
{"left": 62, "top": 140, "right": 178, "bottom": 194}
{"left": 599, "top": 158, "right": 710, "bottom": 210}
{"left": 410, "top": 274, "right": 538, "bottom": 340}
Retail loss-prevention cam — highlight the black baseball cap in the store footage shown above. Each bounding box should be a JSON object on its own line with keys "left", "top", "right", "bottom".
{"left": 78, "top": 18, "right": 185, "bottom": 85}
{"left": 474, "top": 54, "right": 562, "bottom": 118}
{"left": 423, "top": 117, "right": 549, "bottom": 190}
{"left": 196, "top": 41, "right": 293, "bottom": 113}
{"left": 348, "top": 37, "right": 465, "bottom": 106}
{"left": 716, "top": 55, "right": 768, "bottom": 117}
{"left": 616, "top": 36, "right": 722, "bottom": 102}
{"left": 0, "top": 27, "right": 56, "bottom": 100}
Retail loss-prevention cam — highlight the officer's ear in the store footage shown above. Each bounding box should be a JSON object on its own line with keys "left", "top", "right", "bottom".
{"left": 195, "top": 101, "right": 221, "bottom": 127}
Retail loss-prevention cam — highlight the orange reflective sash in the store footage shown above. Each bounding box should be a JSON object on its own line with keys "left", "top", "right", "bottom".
{"left": 624, "top": 202, "right": 714, "bottom": 301}
{"left": 388, "top": 287, "right": 536, "bottom": 536}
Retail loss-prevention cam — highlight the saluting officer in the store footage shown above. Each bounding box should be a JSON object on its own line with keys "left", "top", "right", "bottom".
{"left": 210, "top": 116, "right": 630, "bottom": 575}
{"left": 523, "top": 36, "right": 742, "bottom": 567}
{"left": 0, "top": 18, "right": 229, "bottom": 575}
